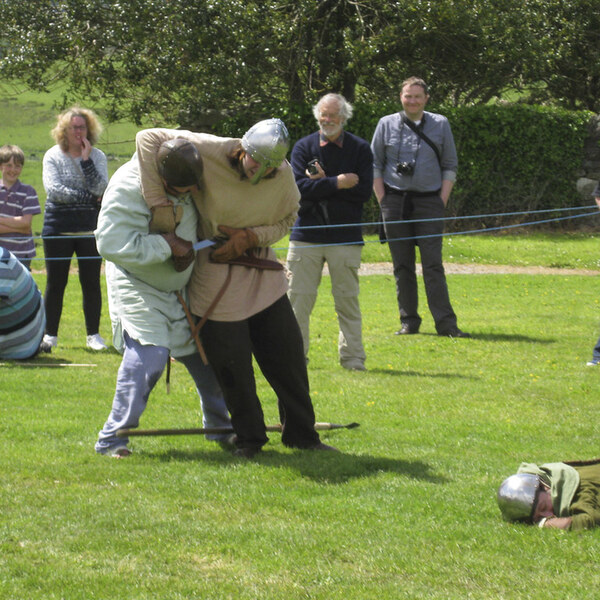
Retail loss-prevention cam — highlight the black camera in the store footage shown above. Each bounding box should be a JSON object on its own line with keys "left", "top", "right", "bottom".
{"left": 307, "top": 159, "right": 320, "bottom": 175}
{"left": 396, "top": 161, "right": 415, "bottom": 176}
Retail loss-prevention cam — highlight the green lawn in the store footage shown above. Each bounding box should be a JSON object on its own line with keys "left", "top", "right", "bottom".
{"left": 2, "top": 265, "right": 600, "bottom": 599}
{"left": 3, "top": 87, "right": 600, "bottom": 599}
{"left": 274, "top": 231, "right": 600, "bottom": 270}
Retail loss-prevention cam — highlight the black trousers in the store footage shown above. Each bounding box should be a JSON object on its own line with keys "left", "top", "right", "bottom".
{"left": 381, "top": 191, "right": 457, "bottom": 333}
{"left": 42, "top": 235, "right": 102, "bottom": 336}
{"left": 199, "top": 295, "right": 320, "bottom": 451}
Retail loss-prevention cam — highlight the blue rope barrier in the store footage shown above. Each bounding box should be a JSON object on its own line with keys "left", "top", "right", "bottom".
{"left": 292, "top": 205, "right": 600, "bottom": 230}
{"left": 12, "top": 205, "right": 600, "bottom": 264}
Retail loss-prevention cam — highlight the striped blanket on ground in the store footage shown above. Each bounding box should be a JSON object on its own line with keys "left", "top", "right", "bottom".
{"left": 0, "top": 247, "right": 45, "bottom": 359}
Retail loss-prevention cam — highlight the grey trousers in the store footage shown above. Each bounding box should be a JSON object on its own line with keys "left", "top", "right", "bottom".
{"left": 381, "top": 191, "right": 457, "bottom": 333}
{"left": 95, "top": 331, "right": 231, "bottom": 452}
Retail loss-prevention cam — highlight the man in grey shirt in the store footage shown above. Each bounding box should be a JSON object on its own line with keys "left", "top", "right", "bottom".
{"left": 371, "top": 76, "right": 469, "bottom": 338}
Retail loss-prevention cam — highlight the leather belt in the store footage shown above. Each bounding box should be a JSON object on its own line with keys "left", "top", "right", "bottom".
{"left": 384, "top": 185, "right": 440, "bottom": 198}
{"left": 177, "top": 249, "right": 283, "bottom": 365}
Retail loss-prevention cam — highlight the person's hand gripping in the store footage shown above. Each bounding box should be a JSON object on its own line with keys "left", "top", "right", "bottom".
{"left": 210, "top": 225, "right": 258, "bottom": 262}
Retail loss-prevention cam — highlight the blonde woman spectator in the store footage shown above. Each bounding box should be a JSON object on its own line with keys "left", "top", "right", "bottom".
{"left": 41, "top": 107, "right": 108, "bottom": 351}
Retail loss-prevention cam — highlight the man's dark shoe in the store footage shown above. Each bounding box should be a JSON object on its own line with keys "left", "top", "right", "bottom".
{"left": 307, "top": 442, "right": 339, "bottom": 452}
{"left": 395, "top": 324, "right": 419, "bottom": 335}
{"left": 233, "top": 446, "right": 261, "bottom": 459}
{"left": 438, "top": 328, "right": 471, "bottom": 338}
{"left": 217, "top": 433, "right": 237, "bottom": 451}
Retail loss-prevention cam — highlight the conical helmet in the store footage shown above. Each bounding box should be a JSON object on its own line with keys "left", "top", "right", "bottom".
{"left": 241, "top": 118, "right": 290, "bottom": 184}
{"left": 497, "top": 473, "right": 541, "bottom": 522}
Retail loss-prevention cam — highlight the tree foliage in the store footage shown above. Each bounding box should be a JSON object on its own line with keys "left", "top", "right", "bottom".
{"left": 0, "top": 0, "right": 599, "bottom": 128}
{"left": 525, "top": 0, "right": 600, "bottom": 111}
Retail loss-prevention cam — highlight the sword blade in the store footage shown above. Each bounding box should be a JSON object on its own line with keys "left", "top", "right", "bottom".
{"left": 192, "top": 238, "right": 217, "bottom": 251}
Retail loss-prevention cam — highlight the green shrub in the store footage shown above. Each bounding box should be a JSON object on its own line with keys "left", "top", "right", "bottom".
{"left": 214, "top": 102, "right": 594, "bottom": 230}
{"left": 445, "top": 104, "right": 593, "bottom": 229}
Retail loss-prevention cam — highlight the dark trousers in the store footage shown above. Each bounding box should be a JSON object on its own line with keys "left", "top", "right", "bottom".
{"left": 43, "top": 235, "right": 102, "bottom": 336}
{"left": 199, "top": 295, "right": 320, "bottom": 451}
{"left": 19, "top": 258, "right": 32, "bottom": 271}
{"left": 381, "top": 191, "right": 457, "bottom": 333}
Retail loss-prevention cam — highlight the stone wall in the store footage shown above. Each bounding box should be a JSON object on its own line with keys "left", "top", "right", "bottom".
{"left": 576, "top": 114, "right": 600, "bottom": 199}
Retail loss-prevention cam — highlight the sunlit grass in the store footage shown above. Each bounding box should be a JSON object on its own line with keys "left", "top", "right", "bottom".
{"left": 274, "top": 231, "right": 600, "bottom": 270}
{"left": 2, "top": 267, "right": 600, "bottom": 599}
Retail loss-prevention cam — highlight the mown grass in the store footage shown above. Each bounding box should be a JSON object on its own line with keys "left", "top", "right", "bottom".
{"left": 273, "top": 230, "right": 600, "bottom": 270}
{"left": 3, "top": 86, "right": 600, "bottom": 599}
{"left": 2, "top": 263, "right": 600, "bottom": 599}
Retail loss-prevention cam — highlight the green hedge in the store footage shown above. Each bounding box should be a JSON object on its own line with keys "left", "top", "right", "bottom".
{"left": 443, "top": 104, "right": 594, "bottom": 230}
{"left": 214, "top": 102, "right": 594, "bottom": 230}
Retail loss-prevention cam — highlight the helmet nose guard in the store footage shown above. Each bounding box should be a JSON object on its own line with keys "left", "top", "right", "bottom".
{"left": 241, "top": 118, "right": 290, "bottom": 184}
{"left": 497, "top": 473, "right": 541, "bottom": 522}
{"left": 156, "top": 138, "right": 203, "bottom": 189}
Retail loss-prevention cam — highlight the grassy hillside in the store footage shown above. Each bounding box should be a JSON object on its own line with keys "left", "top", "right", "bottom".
{"left": 0, "top": 85, "right": 178, "bottom": 248}
{"left": 3, "top": 86, "right": 600, "bottom": 270}
{"left": 0, "top": 85, "right": 170, "bottom": 218}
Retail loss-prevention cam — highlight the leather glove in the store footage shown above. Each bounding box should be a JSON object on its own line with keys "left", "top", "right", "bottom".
{"left": 149, "top": 203, "right": 183, "bottom": 233}
{"left": 210, "top": 225, "right": 258, "bottom": 262}
{"left": 160, "top": 232, "right": 194, "bottom": 272}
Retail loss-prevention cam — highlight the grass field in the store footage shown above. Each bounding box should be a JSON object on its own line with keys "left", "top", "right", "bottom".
{"left": 2, "top": 88, "right": 600, "bottom": 599}
{"left": 2, "top": 260, "right": 600, "bottom": 599}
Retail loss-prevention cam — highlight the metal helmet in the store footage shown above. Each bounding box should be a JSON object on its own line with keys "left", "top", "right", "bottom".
{"left": 241, "top": 118, "right": 290, "bottom": 184}
{"left": 156, "top": 138, "right": 203, "bottom": 189}
{"left": 497, "top": 473, "right": 541, "bottom": 522}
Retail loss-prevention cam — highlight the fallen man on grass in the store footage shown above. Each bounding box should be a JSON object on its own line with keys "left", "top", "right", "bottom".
{"left": 497, "top": 459, "right": 600, "bottom": 530}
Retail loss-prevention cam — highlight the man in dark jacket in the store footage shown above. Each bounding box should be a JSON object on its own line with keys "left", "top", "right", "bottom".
{"left": 286, "top": 93, "right": 373, "bottom": 371}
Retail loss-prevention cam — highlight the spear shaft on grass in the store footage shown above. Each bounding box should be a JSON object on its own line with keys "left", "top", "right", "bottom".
{"left": 117, "top": 422, "right": 359, "bottom": 437}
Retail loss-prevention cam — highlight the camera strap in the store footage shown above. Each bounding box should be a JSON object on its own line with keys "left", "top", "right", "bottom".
{"left": 400, "top": 113, "right": 442, "bottom": 167}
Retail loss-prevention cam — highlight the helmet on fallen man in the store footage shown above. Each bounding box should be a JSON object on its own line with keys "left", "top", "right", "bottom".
{"left": 497, "top": 473, "right": 541, "bottom": 522}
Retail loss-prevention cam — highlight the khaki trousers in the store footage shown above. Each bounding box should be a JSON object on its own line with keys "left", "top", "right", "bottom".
{"left": 287, "top": 241, "right": 365, "bottom": 367}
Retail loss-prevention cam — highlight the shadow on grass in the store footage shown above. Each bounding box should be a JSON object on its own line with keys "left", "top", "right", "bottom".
{"left": 368, "top": 367, "right": 478, "bottom": 379}
{"left": 0, "top": 346, "right": 119, "bottom": 366}
{"left": 403, "top": 331, "right": 555, "bottom": 344}
{"left": 144, "top": 446, "right": 449, "bottom": 485}
{"left": 0, "top": 356, "right": 100, "bottom": 366}
{"left": 468, "top": 333, "right": 555, "bottom": 343}
{"left": 84, "top": 346, "right": 121, "bottom": 356}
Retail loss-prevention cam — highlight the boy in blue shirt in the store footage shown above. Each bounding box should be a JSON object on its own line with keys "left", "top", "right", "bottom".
{"left": 0, "top": 145, "right": 41, "bottom": 270}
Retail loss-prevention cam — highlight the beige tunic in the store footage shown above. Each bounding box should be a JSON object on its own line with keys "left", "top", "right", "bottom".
{"left": 136, "top": 129, "right": 299, "bottom": 320}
